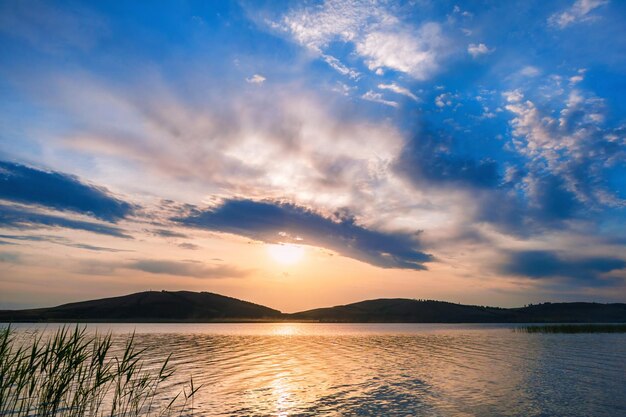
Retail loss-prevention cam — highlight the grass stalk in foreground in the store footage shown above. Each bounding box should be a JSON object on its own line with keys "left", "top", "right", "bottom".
{"left": 0, "top": 326, "right": 200, "bottom": 417}
{"left": 516, "top": 324, "right": 626, "bottom": 333}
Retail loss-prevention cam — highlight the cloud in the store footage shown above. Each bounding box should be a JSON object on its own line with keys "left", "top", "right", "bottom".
{"left": 504, "top": 84, "right": 625, "bottom": 210}
{"left": 356, "top": 23, "right": 446, "bottom": 80}
{"left": 0, "top": 233, "right": 129, "bottom": 252}
{"left": 548, "top": 0, "right": 609, "bottom": 28}
{"left": 0, "top": 204, "right": 131, "bottom": 238}
{"left": 467, "top": 43, "right": 494, "bottom": 58}
{"left": 445, "top": 80, "right": 626, "bottom": 236}
{"left": 526, "top": 174, "right": 581, "bottom": 223}
{"left": 126, "top": 259, "right": 248, "bottom": 278}
{"left": 0, "top": 252, "right": 20, "bottom": 264}
{"left": 178, "top": 242, "right": 200, "bottom": 250}
{"left": 519, "top": 66, "right": 540, "bottom": 77}
{"left": 503, "top": 89, "right": 524, "bottom": 103}
{"left": 151, "top": 228, "right": 188, "bottom": 238}
{"left": 393, "top": 122, "right": 593, "bottom": 236}
{"left": 70, "top": 243, "right": 129, "bottom": 252}
{"left": 279, "top": 0, "right": 372, "bottom": 51}
{"left": 361, "top": 90, "right": 398, "bottom": 108}
{"left": 322, "top": 54, "right": 360, "bottom": 79}
{"left": 434, "top": 93, "right": 453, "bottom": 108}
{"left": 395, "top": 129, "right": 500, "bottom": 189}
{"left": 74, "top": 258, "right": 248, "bottom": 278}
{"left": 50, "top": 78, "right": 406, "bottom": 219}
{"left": 174, "top": 199, "right": 433, "bottom": 270}
{"left": 0, "top": 161, "right": 133, "bottom": 221}
{"left": 569, "top": 69, "right": 586, "bottom": 84}
{"left": 377, "top": 83, "right": 418, "bottom": 101}
{"left": 501, "top": 250, "right": 625, "bottom": 286}
{"left": 246, "top": 74, "right": 266, "bottom": 84}
{"left": 278, "top": 1, "right": 447, "bottom": 80}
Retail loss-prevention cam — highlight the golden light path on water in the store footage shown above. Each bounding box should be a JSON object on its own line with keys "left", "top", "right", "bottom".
{"left": 7, "top": 323, "right": 626, "bottom": 417}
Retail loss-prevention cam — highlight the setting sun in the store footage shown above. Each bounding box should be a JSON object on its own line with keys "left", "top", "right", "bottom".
{"left": 267, "top": 243, "right": 305, "bottom": 265}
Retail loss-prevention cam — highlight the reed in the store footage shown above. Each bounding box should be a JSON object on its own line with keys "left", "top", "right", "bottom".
{"left": 515, "top": 324, "right": 626, "bottom": 333}
{"left": 0, "top": 326, "right": 200, "bottom": 417}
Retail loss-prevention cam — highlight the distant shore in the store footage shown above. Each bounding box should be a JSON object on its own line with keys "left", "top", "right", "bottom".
{"left": 2, "top": 290, "right": 625, "bottom": 324}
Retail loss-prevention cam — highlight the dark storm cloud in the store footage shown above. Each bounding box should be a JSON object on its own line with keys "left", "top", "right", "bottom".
{"left": 174, "top": 199, "right": 433, "bottom": 270}
{"left": 0, "top": 204, "right": 131, "bottom": 238}
{"left": 0, "top": 161, "right": 134, "bottom": 221}
{"left": 501, "top": 250, "right": 626, "bottom": 286}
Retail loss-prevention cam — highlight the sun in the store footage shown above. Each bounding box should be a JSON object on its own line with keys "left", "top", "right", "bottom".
{"left": 267, "top": 243, "right": 305, "bottom": 265}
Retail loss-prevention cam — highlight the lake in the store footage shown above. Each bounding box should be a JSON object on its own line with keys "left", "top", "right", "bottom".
{"left": 4, "top": 323, "right": 626, "bottom": 416}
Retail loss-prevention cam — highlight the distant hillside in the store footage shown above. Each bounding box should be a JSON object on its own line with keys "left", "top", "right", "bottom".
{"left": 1, "top": 292, "right": 625, "bottom": 323}
{"left": 511, "top": 302, "right": 626, "bottom": 323}
{"left": 288, "top": 299, "right": 626, "bottom": 323}
{"left": 0, "top": 291, "right": 282, "bottom": 322}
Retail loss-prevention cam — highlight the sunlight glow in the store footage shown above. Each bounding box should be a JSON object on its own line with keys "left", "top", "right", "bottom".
{"left": 267, "top": 244, "right": 305, "bottom": 265}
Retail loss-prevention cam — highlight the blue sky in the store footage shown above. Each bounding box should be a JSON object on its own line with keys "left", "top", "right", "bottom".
{"left": 0, "top": 0, "right": 625, "bottom": 310}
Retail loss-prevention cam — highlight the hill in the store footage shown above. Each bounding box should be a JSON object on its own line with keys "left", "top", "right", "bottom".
{"left": 1, "top": 292, "right": 625, "bottom": 323}
{"left": 287, "top": 299, "right": 626, "bottom": 323}
{"left": 0, "top": 291, "right": 282, "bottom": 322}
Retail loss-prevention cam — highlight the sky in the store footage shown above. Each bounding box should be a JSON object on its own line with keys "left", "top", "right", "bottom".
{"left": 1, "top": 0, "right": 625, "bottom": 312}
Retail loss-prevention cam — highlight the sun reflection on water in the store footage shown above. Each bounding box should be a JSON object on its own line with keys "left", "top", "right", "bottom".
{"left": 272, "top": 377, "right": 292, "bottom": 417}
{"left": 269, "top": 324, "right": 301, "bottom": 336}
{"left": 11, "top": 323, "right": 626, "bottom": 416}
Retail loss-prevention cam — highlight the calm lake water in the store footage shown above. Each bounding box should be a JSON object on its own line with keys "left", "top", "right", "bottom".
{"left": 5, "top": 323, "right": 626, "bottom": 417}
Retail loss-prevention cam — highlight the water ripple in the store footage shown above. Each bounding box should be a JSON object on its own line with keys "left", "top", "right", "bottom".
{"left": 8, "top": 323, "right": 626, "bottom": 417}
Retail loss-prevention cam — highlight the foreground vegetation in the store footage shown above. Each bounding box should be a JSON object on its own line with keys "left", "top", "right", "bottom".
{"left": 0, "top": 326, "right": 199, "bottom": 417}
{"left": 516, "top": 324, "right": 626, "bottom": 333}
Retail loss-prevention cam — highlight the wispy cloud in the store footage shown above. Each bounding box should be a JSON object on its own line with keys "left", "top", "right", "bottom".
{"left": 0, "top": 204, "right": 132, "bottom": 238}
{"left": 74, "top": 258, "right": 249, "bottom": 278}
{"left": 434, "top": 93, "right": 454, "bottom": 108}
{"left": 519, "top": 66, "right": 541, "bottom": 77}
{"left": 361, "top": 90, "right": 398, "bottom": 108}
{"left": 548, "top": 0, "right": 609, "bottom": 28}
{"left": 0, "top": 252, "right": 21, "bottom": 264}
{"left": 178, "top": 242, "right": 200, "bottom": 250}
{"left": 377, "top": 83, "right": 418, "bottom": 101}
{"left": 278, "top": 0, "right": 447, "bottom": 80}
{"left": 246, "top": 74, "right": 266, "bottom": 84}
{"left": 504, "top": 81, "right": 625, "bottom": 209}
{"left": 126, "top": 259, "right": 249, "bottom": 278}
{"left": 0, "top": 233, "right": 130, "bottom": 252}
{"left": 46, "top": 77, "right": 406, "bottom": 218}
{"left": 356, "top": 23, "right": 446, "bottom": 80}
{"left": 467, "top": 43, "right": 494, "bottom": 58}
{"left": 322, "top": 54, "right": 360, "bottom": 79}
{"left": 151, "top": 229, "right": 188, "bottom": 238}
